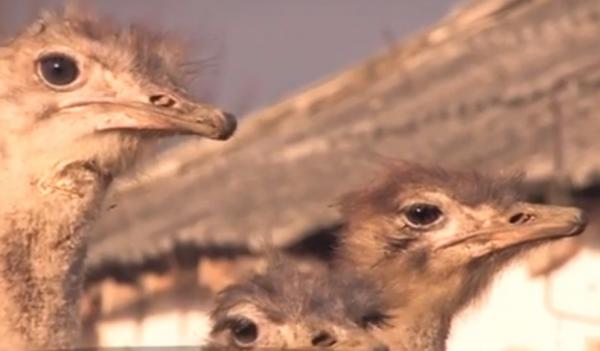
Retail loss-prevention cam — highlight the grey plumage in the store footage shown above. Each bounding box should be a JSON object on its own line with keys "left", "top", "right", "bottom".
{"left": 210, "top": 256, "right": 390, "bottom": 350}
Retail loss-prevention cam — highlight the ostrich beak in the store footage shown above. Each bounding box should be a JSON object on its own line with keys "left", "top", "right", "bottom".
{"left": 435, "top": 203, "right": 587, "bottom": 257}
{"left": 62, "top": 98, "right": 237, "bottom": 140}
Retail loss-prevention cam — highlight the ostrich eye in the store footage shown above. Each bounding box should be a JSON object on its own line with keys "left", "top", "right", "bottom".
{"left": 38, "top": 53, "right": 79, "bottom": 87}
{"left": 230, "top": 317, "right": 258, "bottom": 346}
{"left": 403, "top": 203, "right": 442, "bottom": 228}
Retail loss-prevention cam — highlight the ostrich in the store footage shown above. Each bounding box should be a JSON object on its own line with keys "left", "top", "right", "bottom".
{"left": 209, "top": 256, "right": 391, "bottom": 351}
{"left": 335, "top": 161, "right": 587, "bottom": 351}
{"left": 0, "top": 8, "right": 236, "bottom": 349}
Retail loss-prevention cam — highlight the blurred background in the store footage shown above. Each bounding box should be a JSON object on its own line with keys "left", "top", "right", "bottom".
{"left": 0, "top": 0, "right": 457, "bottom": 115}
{"left": 1, "top": 1, "right": 600, "bottom": 351}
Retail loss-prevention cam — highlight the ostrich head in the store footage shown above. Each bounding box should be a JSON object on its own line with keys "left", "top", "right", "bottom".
{"left": 0, "top": 8, "right": 236, "bottom": 193}
{"left": 336, "top": 161, "right": 587, "bottom": 319}
{"left": 209, "top": 257, "right": 390, "bottom": 350}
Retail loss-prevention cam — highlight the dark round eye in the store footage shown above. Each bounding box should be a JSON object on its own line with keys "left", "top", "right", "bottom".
{"left": 230, "top": 317, "right": 258, "bottom": 346}
{"left": 38, "top": 53, "right": 79, "bottom": 87}
{"left": 403, "top": 203, "right": 443, "bottom": 227}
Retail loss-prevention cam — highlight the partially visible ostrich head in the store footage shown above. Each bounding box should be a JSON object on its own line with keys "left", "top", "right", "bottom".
{"left": 0, "top": 7, "right": 236, "bottom": 199}
{"left": 335, "top": 161, "right": 587, "bottom": 350}
{"left": 209, "top": 257, "right": 390, "bottom": 350}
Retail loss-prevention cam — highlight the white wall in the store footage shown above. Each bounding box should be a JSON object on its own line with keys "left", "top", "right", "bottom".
{"left": 97, "top": 310, "right": 212, "bottom": 347}
{"left": 448, "top": 247, "right": 600, "bottom": 351}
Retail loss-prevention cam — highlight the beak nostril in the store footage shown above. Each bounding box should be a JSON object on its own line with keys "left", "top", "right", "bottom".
{"left": 149, "top": 94, "right": 176, "bottom": 108}
{"left": 509, "top": 212, "right": 534, "bottom": 225}
{"left": 311, "top": 331, "right": 337, "bottom": 347}
{"left": 509, "top": 213, "right": 524, "bottom": 224}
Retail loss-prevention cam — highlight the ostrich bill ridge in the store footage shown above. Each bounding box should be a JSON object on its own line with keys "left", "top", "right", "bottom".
{"left": 0, "top": 11, "right": 236, "bottom": 186}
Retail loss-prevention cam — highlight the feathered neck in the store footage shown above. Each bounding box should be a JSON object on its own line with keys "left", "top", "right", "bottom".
{"left": 0, "top": 163, "right": 112, "bottom": 349}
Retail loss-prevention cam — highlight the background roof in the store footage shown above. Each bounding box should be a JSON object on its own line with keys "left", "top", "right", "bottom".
{"left": 66, "top": 0, "right": 600, "bottom": 270}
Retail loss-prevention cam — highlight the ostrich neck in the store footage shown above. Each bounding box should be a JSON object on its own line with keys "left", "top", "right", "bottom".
{"left": 376, "top": 309, "right": 451, "bottom": 351}
{"left": 337, "top": 232, "right": 451, "bottom": 351}
{"left": 0, "top": 166, "right": 111, "bottom": 349}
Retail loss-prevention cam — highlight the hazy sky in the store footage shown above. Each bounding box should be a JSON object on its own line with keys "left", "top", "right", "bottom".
{"left": 1, "top": 1, "right": 458, "bottom": 115}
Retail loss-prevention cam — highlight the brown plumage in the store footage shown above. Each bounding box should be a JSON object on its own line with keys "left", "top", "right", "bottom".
{"left": 335, "top": 160, "right": 587, "bottom": 351}
{"left": 209, "top": 256, "right": 390, "bottom": 350}
{"left": 0, "top": 6, "right": 235, "bottom": 349}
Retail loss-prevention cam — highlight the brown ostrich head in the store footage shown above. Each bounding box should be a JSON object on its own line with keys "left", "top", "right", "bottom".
{"left": 0, "top": 7, "right": 236, "bottom": 192}
{"left": 209, "top": 257, "right": 390, "bottom": 350}
{"left": 335, "top": 161, "right": 587, "bottom": 349}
